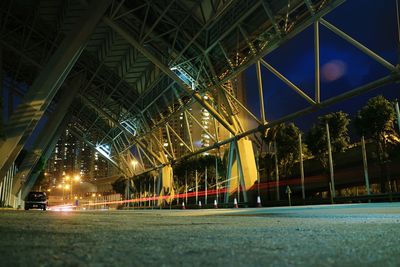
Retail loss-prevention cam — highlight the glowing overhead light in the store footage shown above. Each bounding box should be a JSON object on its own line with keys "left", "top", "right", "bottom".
{"left": 120, "top": 119, "right": 137, "bottom": 136}
{"left": 170, "top": 65, "right": 196, "bottom": 89}
{"left": 96, "top": 143, "right": 111, "bottom": 159}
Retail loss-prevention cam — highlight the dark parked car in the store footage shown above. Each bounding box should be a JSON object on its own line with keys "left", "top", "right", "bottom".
{"left": 25, "top": 192, "right": 48, "bottom": 210}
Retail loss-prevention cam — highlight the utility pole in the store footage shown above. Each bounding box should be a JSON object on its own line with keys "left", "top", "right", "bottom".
{"left": 395, "top": 100, "right": 400, "bottom": 133}
{"left": 361, "top": 136, "right": 371, "bottom": 195}
{"left": 299, "top": 133, "right": 305, "bottom": 200}
{"left": 205, "top": 166, "right": 208, "bottom": 205}
{"left": 326, "top": 122, "right": 336, "bottom": 198}
{"left": 185, "top": 170, "right": 188, "bottom": 204}
{"left": 274, "top": 141, "right": 280, "bottom": 201}
{"left": 215, "top": 156, "right": 219, "bottom": 203}
{"left": 195, "top": 170, "right": 198, "bottom": 204}
{"left": 125, "top": 179, "right": 129, "bottom": 208}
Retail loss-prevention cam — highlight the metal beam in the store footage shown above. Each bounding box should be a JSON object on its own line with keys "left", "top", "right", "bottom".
{"left": 256, "top": 60, "right": 266, "bottom": 124}
{"left": 11, "top": 74, "right": 84, "bottom": 195}
{"left": 320, "top": 18, "right": 398, "bottom": 73}
{"left": 20, "top": 114, "right": 71, "bottom": 200}
{"left": 0, "top": 0, "right": 111, "bottom": 183}
{"left": 79, "top": 94, "right": 164, "bottom": 164}
{"left": 260, "top": 59, "right": 316, "bottom": 105}
{"left": 69, "top": 127, "right": 129, "bottom": 177}
{"left": 103, "top": 17, "right": 237, "bottom": 135}
{"left": 214, "top": 0, "right": 345, "bottom": 88}
{"left": 314, "top": 21, "right": 320, "bottom": 103}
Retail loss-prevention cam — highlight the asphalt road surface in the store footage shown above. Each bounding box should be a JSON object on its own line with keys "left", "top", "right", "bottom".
{"left": 1, "top": 203, "right": 400, "bottom": 266}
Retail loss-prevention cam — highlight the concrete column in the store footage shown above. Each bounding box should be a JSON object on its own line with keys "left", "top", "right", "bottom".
{"left": 21, "top": 115, "right": 71, "bottom": 200}
{"left": 0, "top": 0, "right": 111, "bottom": 183}
{"left": 12, "top": 75, "right": 84, "bottom": 195}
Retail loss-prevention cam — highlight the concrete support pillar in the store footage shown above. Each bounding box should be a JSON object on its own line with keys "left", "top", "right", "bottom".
{"left": 157, "top": 165, "right": 174, "bottom": 206}
{"left": 0, "top": 0, "right": 111, "bottom": 183}
{"left": 225, "top": 139, "right": 258, "bottom": 203}
{"left": 0, "top": 163, "right": 16, "bottom": 207}
{"left": 21, "top": 115, "right": 71, "bottom": 200}
{"left": 12, "top": 75, "right": 84, "bottom": 196}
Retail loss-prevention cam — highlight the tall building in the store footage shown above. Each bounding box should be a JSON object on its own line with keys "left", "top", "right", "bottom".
{"left": 45, "top": 125, "right": 111, "bottom": 186}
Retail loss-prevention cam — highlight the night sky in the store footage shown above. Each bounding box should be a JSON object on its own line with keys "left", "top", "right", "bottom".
{"left": 245, "top": 0, "right": 399, "bottom": 141}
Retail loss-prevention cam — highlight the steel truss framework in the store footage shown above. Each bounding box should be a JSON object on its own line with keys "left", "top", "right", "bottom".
{"left": 1, "top": 0, "right": 399, "bottom": 194}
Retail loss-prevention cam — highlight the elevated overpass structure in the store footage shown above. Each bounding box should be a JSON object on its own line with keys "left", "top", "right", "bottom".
{"left": 0, "top": 0, "right": 399, "bottom": 205}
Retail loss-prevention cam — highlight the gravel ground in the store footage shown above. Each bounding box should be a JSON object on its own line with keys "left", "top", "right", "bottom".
{"left": 0, "top": 203, "right": 400, "bottom": 267}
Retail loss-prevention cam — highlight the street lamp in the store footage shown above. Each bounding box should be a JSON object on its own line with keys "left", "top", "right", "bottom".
{"left": 62, "top": 184, "right": 70, "bottom": 203}
{"left": 127, "top": 160, "right": 138, "bottom": 207}
{"left": 57, "top": 183, "right": 67, "bottom": 201}
{"left": 70, "top": 175, "right": 81, "bottom": 200}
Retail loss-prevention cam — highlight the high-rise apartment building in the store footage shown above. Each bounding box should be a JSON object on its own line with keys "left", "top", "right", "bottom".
{"left": 45, "top": 125, "right": 111, "bottom": 185}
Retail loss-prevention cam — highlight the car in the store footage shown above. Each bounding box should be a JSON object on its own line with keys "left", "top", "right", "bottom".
{"left": 25, "top": 192, "right": 48, "bottom": 210}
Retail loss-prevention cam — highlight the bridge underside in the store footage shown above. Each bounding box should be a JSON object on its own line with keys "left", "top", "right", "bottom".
{"left": 0, "top": 0, "right": 399, "bottom": 204}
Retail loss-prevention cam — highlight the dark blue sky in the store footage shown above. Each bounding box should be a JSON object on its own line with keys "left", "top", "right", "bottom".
{"left": 245, "top": 0, "right": 399, "bottom": 140}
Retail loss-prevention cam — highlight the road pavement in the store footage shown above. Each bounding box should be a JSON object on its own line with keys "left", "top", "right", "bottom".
{"left": 1, "top": 203, "right": 400, "bottom": 266}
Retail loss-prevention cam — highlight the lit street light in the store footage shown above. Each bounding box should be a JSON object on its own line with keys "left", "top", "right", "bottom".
{"left": 70, "top": 175, "right": 81, "bottom": 200}
{"left": 58, "top": 184, "right": 69, "bottom": 203}
{"left": 127, "top": 160, "right": 138, "bottom": 207}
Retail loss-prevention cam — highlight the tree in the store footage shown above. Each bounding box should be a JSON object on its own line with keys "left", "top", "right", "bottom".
{"left": 306, "top": 111, "right": 350, "bottom": 168}
{"left": 354, "top": 95, "right": 397, "bottom": 192}
{"left": 259, "top": 124, "right": 284, "bottom": 184}
{"left": 34, "top": 171, "right": 49, "bottom": 191}
{"left": 111, "top": 177, "right": 127, "bottom": 196}
{"left": 275, "top": 123, "right": 306, "bottom": 177}
{"left": 173, "top": 155, "right": 224, "bottom": 193}
{"left": 132, "top": 172, "right": 154, "bottom": 197}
